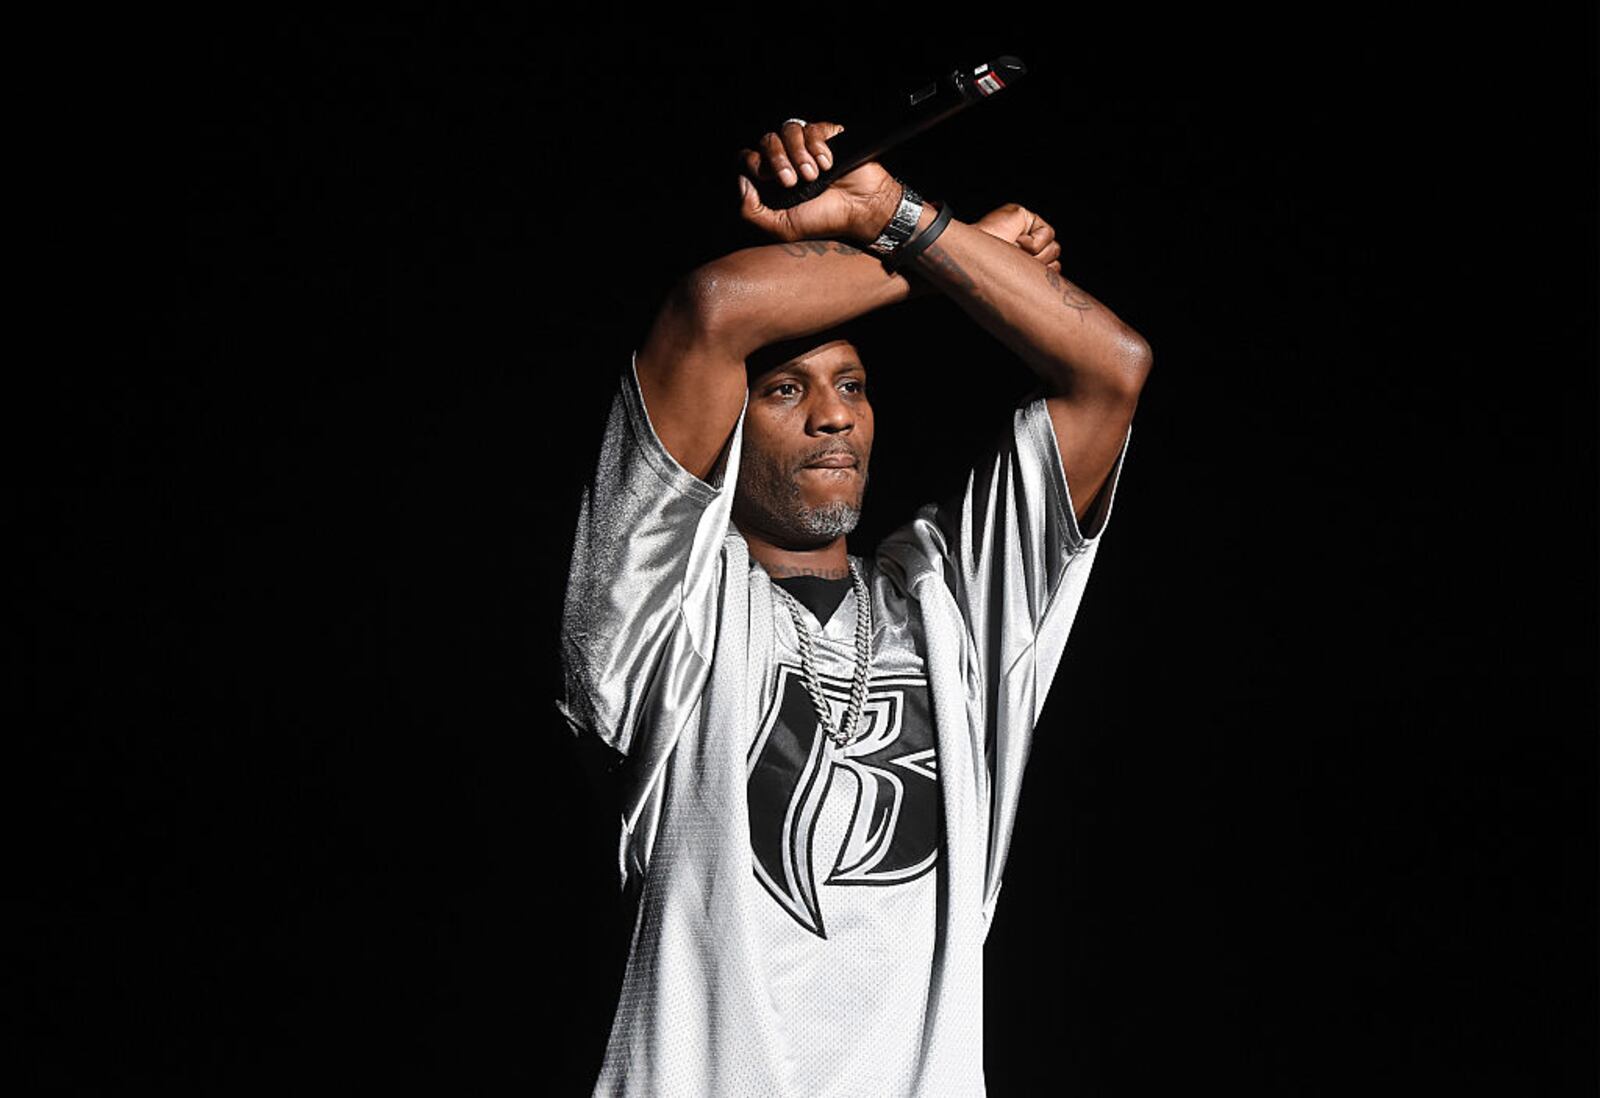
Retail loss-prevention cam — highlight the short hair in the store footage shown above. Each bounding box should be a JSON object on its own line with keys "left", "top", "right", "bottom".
{"left": 745, "top": 323, "right": 858, "bottom": 384}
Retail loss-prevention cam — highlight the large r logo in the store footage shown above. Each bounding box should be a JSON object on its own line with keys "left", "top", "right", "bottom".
{"left": 747, "top": 665, "right": 940, "bottom": 938}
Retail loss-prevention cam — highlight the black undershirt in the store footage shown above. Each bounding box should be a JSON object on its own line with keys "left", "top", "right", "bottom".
{"left": 771, "top": 574, "right": 852, "bottom": 628}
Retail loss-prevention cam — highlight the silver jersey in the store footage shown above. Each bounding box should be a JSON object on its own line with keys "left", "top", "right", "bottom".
{"left": 556, "top": 353, "right": 1131, "bottom": 1097}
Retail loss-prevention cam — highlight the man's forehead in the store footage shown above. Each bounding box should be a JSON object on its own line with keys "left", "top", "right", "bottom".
{"left": 777, "top": 339, "right": 862, "bottom": 371}
{"left": 746, "top": 335, "right": 865, "bottom": 382}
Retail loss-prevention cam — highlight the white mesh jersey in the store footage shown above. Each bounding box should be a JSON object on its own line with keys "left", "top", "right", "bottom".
{"left": 556, "top": 353, "right": 1131, "bottom": 1097}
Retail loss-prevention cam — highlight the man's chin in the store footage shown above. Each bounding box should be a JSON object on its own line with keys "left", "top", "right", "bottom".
{"left": 794, "top": 473, "right": 866, "bottom": 508}
{"left": 793, "top": 501, "right": 861, "bottom": 541}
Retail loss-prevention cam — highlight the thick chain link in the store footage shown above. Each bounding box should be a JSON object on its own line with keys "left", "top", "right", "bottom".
{"left": 774, "top": 558, "right": 873, "bottom": 748}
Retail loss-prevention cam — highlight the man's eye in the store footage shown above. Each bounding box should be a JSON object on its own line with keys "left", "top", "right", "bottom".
{"left": 774, "top": 383, "right": 799, "bottom": 396}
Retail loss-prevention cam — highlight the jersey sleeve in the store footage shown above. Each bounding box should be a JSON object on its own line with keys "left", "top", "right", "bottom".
{"left": 880, "top": 388, "right": 1132, "bottom": 717}
{"left": 555, "top": 351, "right": 748, "bottom": 759}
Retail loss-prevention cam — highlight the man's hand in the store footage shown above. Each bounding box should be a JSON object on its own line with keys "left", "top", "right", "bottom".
{"left": 895, "top": 203, "right": 1061, "bottom": 300}
{"left": 972, "top": 203, "right": 1062, "bottom": 272}
{"left": 737, "top": 120, "right": 902, "bottom": 245}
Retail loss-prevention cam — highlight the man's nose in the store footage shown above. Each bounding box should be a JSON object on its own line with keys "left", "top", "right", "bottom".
{"left": 806, "top": 388, "right": 854, "bottom": 433}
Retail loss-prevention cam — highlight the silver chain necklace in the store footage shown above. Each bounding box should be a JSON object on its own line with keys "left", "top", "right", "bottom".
{"left": 772, "top": 558, "right": 873, "bottom": 748}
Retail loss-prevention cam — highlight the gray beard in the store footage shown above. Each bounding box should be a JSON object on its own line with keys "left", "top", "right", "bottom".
{"left": 792, "top": 498, "right": 861, "bottom": 541}
{"left": 735, "top": 460, "right": 868, "bottom": 548}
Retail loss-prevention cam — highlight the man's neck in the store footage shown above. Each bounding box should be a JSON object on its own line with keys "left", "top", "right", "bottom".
{"left": 739, "top": 527, "right": 851, "bottom": 580}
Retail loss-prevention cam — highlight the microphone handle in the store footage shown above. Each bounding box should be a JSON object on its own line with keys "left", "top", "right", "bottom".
{"left": 754, "top": 102, "right": 965, "bottom": 210}
{"left": 753, "top": 56, "right": 1026, "bottom": 212}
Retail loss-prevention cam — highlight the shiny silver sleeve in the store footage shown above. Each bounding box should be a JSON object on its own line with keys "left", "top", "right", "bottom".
{"left": 867, "top": 391, "right": 1132, "bottom": 928}
{"left": 883, "top": 390, "right": 1132, "bottom": 708}
{"left": 555, "top": 352, "right": 749, "bottom": 758}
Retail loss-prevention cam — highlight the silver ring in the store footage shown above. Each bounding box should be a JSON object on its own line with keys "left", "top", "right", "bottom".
{"left": 781, "top": 117, "right": 808, "bottom": 129}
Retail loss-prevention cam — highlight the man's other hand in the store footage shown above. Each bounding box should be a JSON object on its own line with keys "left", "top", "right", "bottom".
{"left": 973, "top": 203, "right": 1063, "bottom": 272}
{"left": 737, "top": 120, "right": 900, "bottom": 246}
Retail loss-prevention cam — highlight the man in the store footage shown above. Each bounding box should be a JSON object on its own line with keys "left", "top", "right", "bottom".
{"left": 556, "top": 119, "right": 1150, "bottom": 1096}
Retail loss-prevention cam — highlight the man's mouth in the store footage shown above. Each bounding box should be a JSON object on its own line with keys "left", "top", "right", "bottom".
{"left": 803, "top": 453, "right": 858, "bottom": 469}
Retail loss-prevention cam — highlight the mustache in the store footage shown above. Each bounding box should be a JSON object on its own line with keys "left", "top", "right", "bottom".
{"left": 798, "top": 445, "right": 862, "bottom": 467}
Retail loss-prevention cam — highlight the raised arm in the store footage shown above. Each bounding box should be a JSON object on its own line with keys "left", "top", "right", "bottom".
{"left": 635, "top": 121, "right": 918, "bottom": 483}
{"left": 637, "top": 118, "right": 1129, "bottom": 490}
{"left": 735, "top": 122, "right": 1153, "bottom": 527}
{"left": 891, "top": 202, "right": 1151, "bottom": 526}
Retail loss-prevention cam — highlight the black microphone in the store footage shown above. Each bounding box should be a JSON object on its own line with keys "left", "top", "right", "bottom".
{"left": 753, "top": 55, "right": 1028, "bottom": 211}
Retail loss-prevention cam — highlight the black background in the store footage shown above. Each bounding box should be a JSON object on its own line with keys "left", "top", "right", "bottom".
{"left": 30, "top": 9, "right": 1597, "bottom": 1095}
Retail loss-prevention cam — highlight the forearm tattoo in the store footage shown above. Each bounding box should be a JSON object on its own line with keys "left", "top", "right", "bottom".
{"left": 907, "top": 238, "right": 1099, "bottom": 331}
{"left": 779, "top": 240, "right": 865, "bottom": 258}
{"left": 920, "top": 241, "right": 1009, "bottom": 328}
{"left": 919, "top": 241, "right": 978, "bottom": 295}
{"left": 1045, "top": 268, "right": 1095, "bottom": 320}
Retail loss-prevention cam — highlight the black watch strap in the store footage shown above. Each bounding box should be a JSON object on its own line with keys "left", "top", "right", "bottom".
{"left": 884, "top": 200, "right": 955, "bottom": 274}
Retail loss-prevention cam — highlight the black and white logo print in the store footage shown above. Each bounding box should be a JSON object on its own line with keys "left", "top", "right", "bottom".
{"left": 747, "top": 665, "right": 940, "bottom": 938}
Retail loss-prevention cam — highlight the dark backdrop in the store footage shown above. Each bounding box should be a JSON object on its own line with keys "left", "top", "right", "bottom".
{"left": 31, "top": 9, "right": 1597, "bottom": 1095}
